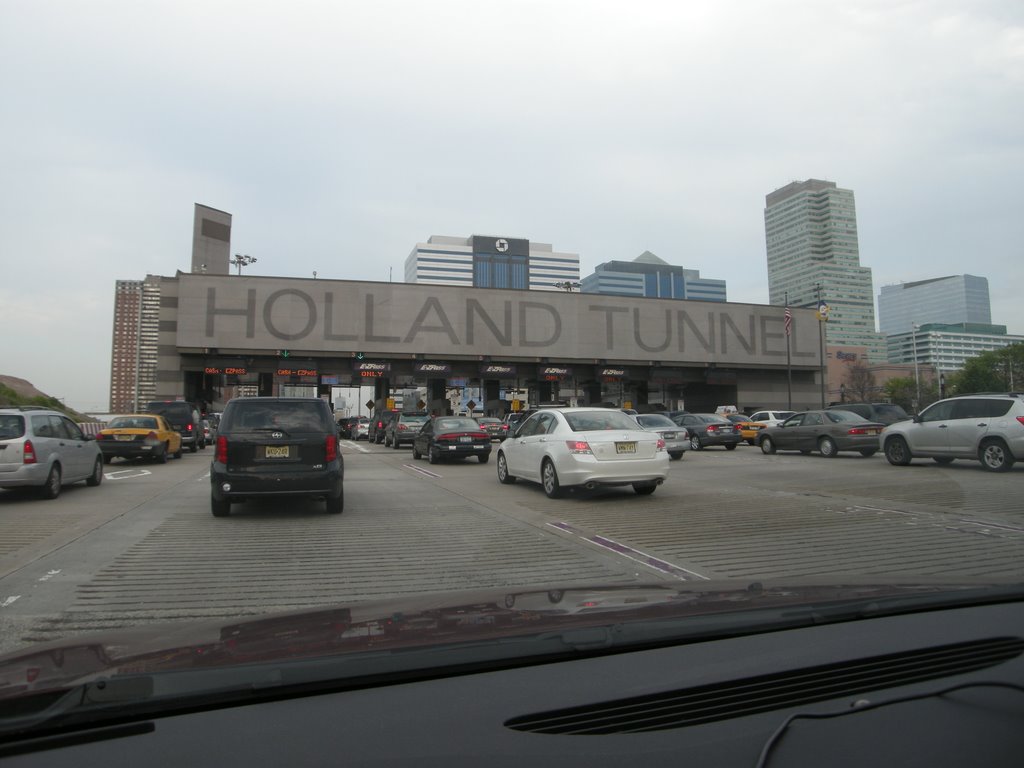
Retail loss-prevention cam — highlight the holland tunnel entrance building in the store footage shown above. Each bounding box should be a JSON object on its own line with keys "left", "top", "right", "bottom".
{"left": 151, "top": 272, "right": 823, "bottom": 415}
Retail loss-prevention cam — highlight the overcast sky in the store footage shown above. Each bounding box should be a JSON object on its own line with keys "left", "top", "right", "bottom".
{"left": 2, "top": 0, "right": 1022, "bottom": 411}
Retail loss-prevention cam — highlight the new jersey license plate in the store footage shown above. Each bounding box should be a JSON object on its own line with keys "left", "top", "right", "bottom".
{"left": 265, "top": 445, "right": 291, "bottom": 458}
{"left": 615, "top": 442, "right": 637, "bottom": 454}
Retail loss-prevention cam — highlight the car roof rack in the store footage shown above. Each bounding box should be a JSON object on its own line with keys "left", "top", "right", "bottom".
{"left": 5, "top": 405, "right": 52, "bottom": 411}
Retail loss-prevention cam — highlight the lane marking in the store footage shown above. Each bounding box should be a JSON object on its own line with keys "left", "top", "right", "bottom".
{"left": 958, "top": 519, "right": 1024, "bottom": 533}
{"left": 403, "top": 464, "right": 443, "bottom": 479}
{"left": 105, "top": 469, "right": 153, "bottom": 481}
{"left": 1, "top": 596, "right": 21, "bottom": 608}
{"left": 38, "top": 570, "right": 61, "bottom": 582}
{"left": 342, "top": 440, "right": 370, "bottom": 454}
{"left": 548, "top": 522, "right": 708, "bottom": 581}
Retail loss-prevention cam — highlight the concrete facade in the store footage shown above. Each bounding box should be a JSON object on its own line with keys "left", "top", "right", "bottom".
{"left": 190, "top": 204, "right": 232, "bottom": 276}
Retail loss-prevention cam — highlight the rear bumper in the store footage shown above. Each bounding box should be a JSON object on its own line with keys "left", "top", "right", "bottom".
{"left": 0, "top": 462, "right": 50, "bottom": 488}
{"left": 556, "top": 455, "right": 670, "bottom": 487}
{"left": 99, "top": 443, "right": 162, "bottom": 459}
{"left": 211, "top": 464, "right": 343, "bottom": 501}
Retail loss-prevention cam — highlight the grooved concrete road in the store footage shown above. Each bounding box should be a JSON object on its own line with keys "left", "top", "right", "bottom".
{"left": 1, "top": 442, "right": 1022, "bottom": 655}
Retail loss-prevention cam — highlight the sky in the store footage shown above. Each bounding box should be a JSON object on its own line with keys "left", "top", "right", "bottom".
{"left": 2, "top": 0, "right": 1022, "bottom": 412}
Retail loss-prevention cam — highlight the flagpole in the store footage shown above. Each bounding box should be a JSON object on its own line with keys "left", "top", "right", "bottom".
{"left": 817, "top": 283, "right": 826, "bottom": 408}
{"left": 785, "top": 292, "right": 792, "bottom": 410}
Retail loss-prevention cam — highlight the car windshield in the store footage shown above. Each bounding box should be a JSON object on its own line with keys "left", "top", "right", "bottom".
{"left": 0, "top": 415, "right": 26, "bottom": 439}
{"left": 636, "top": 414, "right": 676, "bottom": 429}
{"left": 3, "top": 3, "right": 1023, "bottom": 749}
{"left": 825, "top": 410, "right": 871, "bottom": 424}
{"left": 108, "top": 417, "right": 158, "bottom": 429}
{"left": 565, "top": 411, "right": 640, "bottom": 431}
{"left": 433, "top": 418, "right": 480, "bottom": 433}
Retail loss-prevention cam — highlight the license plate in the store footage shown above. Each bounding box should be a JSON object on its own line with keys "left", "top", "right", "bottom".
{"left": 459, "top": 436, "right": 472, "bottom": 443}
{"left": 615, "top": 442, "right": 637, "bottom": 454}
{"left": 265, "top": 445, "right": 291, "bottom": 458}
{"left": 868, "top": 428, "right": 880, "bottom": 435}
{"left": 115, "top": 435, "right": 134, "bottom": 441}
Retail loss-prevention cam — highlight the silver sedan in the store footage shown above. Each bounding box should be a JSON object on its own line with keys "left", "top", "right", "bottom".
{"left": 495, "top": 408, "right": 670, "bottom": 498}
{"left": 633, "top": 413, "right": 688, "bottom": 460}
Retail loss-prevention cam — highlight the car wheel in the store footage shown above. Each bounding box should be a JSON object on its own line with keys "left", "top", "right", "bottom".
{"left": 103, "top": 455, "right": 113, "bottom": 464}
{"left": 979, "top": 439, "right": 1015, "bottom": 473}
{"left": 198, "top": 440, "right": 206, "bottom": 450}
{"left": 497, "top": 452, "right": 516, "bottom": 484}
{"left": 211, "top": 496, "right": 231, "bottom": 517}
{"left": 633, "top": 482, "right": 658, "bottom": 495}
{"left": 39, "top": 464, "right": 62, "bottom": 500}
{"left": 174, "top": 444, "right": 183, "bottom": 459}
{"left": 428, "top": 447, "right": 439, "bottom": 464}
{"left": 504, "top": 594, "right": 516, "bottom": 608}
{"left": 156, "top": 443, "right": 169, "bottom": 464}
{"left": 547, "top": 590, "right": 564, "bottom": 603}
{"left": 392, "top": 437, "right": 401, "bottom": 450}
{"left": 668, "top": 451, "right": 684, "bottom": 460}
{"left": 884, "top": 436, "right": 912, "bottom": 466}
{"left": 478, "top": 453, "right": 490, "bottom": 464}
{"left": 412, "top": 445, "right": 421, "bottom": 460}
{"left": 725, "top": 443, "right": 737, "bottom": 451}
{"left": 326, "top": 487, "right": 344, "bottom": 514}
{"left": 541, "top": 459, "right": 562, "bottom": 498}
{"left": 689, "top": 435, "right": 703, "bottom": 451}
{"left": 933, "top": 457, "right": 955, "bottom": 465}
{"left": 190, "top": 442, "right": 198, "bottom": 453}
{"left": 860, "top": 449, "right": 878, "bottom": 457}
{"left": 86, "top": 457, "right": 103, "bottom": 487}
{"left": 760, "top": 436, "right": 776, "bottom": 455}
{"left": 819, "top": 436, "right": 838, "bottom": 458}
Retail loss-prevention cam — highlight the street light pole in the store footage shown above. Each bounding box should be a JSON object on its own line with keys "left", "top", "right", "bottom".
{"left": 231, "top": 253, "right": 258, "bottom": 275}
{"left": 911, "top": 323, "right": 921, "bottom": 411}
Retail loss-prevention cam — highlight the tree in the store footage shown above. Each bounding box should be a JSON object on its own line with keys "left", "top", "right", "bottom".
{"left": 842, "top": 361, "right": 877, "bottom": 402}
{"left": 883, "top": 376, "right": 940, "bottom": 414}
{"left": 947, "top": 343, "right": 1024, "bottom": 395}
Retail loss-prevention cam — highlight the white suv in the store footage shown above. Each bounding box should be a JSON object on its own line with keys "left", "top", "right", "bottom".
{"left": 881, "top": 393, "right": 1024, "bottom": 472}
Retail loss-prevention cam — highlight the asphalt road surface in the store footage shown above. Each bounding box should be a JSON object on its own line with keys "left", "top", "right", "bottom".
{"left": 2, "top": 440, "right": 1022, "bottom": 656}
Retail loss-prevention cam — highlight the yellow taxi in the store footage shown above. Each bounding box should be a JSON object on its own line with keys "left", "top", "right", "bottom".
{"left": 725, "top": 414, "right": 764, "bottom": 445}
{"left": 96, "top": 414, "right": 183, "bottom": 464}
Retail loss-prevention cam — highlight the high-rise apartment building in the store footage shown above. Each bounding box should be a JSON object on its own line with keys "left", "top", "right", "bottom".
{"left": 878, "top": 274, "right": 991, "bottom": 336}
{"left": 109, "top": 276, "right": 161, "bottom": 411}
{"left": 405, "top": 235, "right": 580, "bottom": 290}
{"left": 581, "top": 252, "right": 727, "bottom": 302}
{"left": 764, "top": 179, "right": 886, "bottom": 360}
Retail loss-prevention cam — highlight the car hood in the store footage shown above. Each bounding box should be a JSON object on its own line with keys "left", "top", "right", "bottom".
{"left": 1, "top": 578, "right": 1020, "bottom": 701}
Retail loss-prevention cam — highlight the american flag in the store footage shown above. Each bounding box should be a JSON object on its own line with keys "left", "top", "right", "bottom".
{"left": 784, "top": 306, "right": 792, "bottom": 337}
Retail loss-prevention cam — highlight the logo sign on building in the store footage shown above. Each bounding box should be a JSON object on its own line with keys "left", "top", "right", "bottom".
{"left": 354, "top": 361, "right": 390, "bottom": 378}
{"left": 414, "top": 362, "right": 452, "bottom": 376}
{"left": 598, "top": 367, "right": 627, "bottom": 381}
{"left": 480, "top": 363, "right": 517, "bottom": 379}
{"left": 539, "top": 365, "right": 573, "bottom": 381}
{"left": 471, "top": 235, "right": 529, "bottom": 257}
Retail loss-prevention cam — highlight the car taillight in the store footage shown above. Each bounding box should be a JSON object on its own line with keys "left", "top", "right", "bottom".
{"left": 186, "top": 423, "right": 194, "bottom": 432}
{"left": 399, "top": 424, "right": 407, "bottom": 431}
{"left": 23, "top": 439, "right": 37, "bottom": 464}
{"left": 325, "top": 435, "right": 338, "bottom": 462}
{"left": 656, "top": 438, "right": 666, "bottom": 451}
{"left": 565, "top": 440, "right": 592, "bottom": 454}
{"left": 707, "top": 425, "right": 719, "bottom": 432}
{"left": 146, "top": 431, "right": 158, "bottom": 441}
{"left": 847, "top": 428, "right": 869, "bottom": 435}
{"left": 1017, "top": 417, "right": 1024, "bottom": 427}
{"left": 215, "top": 436, "right": 228, "bottom": 463}
{"left": 96, "top": 433, "right": 107, "bottom": 440}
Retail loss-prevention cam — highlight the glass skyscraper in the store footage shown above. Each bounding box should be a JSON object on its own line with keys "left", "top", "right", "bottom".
{"left": 877, "top": 275, "right": 991, "bottom": 336}
{"left": 764, "top": 179, "right": 886, "bottom": 361}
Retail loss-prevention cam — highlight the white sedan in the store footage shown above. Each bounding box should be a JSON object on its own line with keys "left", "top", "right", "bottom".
{"left": 495, "top": 408, "right": 670, "bottom": 497}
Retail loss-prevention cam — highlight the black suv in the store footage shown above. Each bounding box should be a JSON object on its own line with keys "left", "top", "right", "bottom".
{"left": 145, "top": 400, "right": 204, "bottom": 452}
{"left": 210, "top": 397, "right": 344, "bottom": 517}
